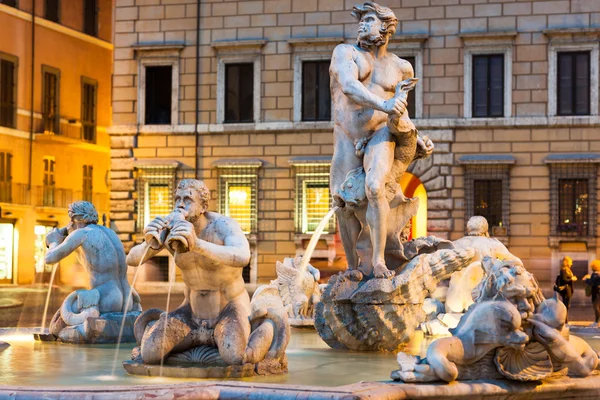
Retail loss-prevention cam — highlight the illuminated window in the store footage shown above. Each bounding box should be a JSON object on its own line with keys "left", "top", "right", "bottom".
{"left": 460, "top": 155, "right": 514, "bottom": 237}
{"left": 291, "top": 159, "right": 335, "bottom": 235}
{"left": 302, "top": 180, "right": 330, "bottom": 234}
{"left": 34, "top": 224, "right": 57, "bottom": 282}
{"left": 0, "top": 55, "right": 17, "bottom": 129}
{"left": 136, "top": 165, "right": 176, "bottom": 232}
{"left": 216, "top": 163, "right": 260, "bottom": 234}
{"left": 81, "top": 77, "right": 97, "bottom": 143}
{"left": 0, "top": 151, "right": 12, "bottom": 203}
{"left": 546, "top": 156, "right": 599, "bottom": 241}
{"left": 42, "top": 66, "right": 60, "bottom": 134}
{"left": 82, "top": 165, "right": 93, "bottom": 202}
{"left": 0, "top": 223, "right": 14, "bottom": 283}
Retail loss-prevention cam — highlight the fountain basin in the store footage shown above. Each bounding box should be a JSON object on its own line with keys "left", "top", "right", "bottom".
{"left": 1, "top": 328, "right": 600, "bottom": 399}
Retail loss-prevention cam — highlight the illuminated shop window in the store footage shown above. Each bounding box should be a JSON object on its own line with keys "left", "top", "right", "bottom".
{"left": 302, "top": 180, "right": 330, "bottom": 234}
{"left": 291, "top": 159, "right": 335, "bottom": 235}
{"left": 136, "top": 165, "right": 176, "bottom": 232}
{"left": 216, "top": 163, "right": 259, "bottom": 235}
{"left": 34, "top": 224, "right": 58, "bottom": 283}
{"left": 0, "top": 222, "right": 14, "bottom": 283}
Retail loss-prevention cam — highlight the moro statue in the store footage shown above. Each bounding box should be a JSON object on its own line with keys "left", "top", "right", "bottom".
{"left": 315, "top": 2, "right": 464, "bottom": 352}
{"left": 39, "top": 201, "right": 142, "bottom": 344}
{"left": 123, "top": 179, "right": 289, "bottom": 378}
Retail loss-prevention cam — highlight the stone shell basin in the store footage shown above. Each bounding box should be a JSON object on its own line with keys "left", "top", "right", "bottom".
{"left": 2, "top": 328, "right": 600, "bottom": 399}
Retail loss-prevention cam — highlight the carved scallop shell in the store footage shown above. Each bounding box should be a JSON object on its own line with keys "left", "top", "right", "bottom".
{"left": 167, "top": 345, "right": 227, "bottom": 367}
{"left": 494, "top": 342, "right": 553, "bottom": 381}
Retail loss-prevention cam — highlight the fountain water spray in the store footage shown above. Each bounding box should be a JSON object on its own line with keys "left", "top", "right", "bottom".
{"left": 159, "top": 252, "right": 176, "bottom": 376}
{"left": 296, "top": 206, "right": 338, "bottom": 285}
{"left": 40, "top": 263, "right": 58, "bottom": 333}
{"left": 110, "top": 246, "right": 149, "bottom": 376}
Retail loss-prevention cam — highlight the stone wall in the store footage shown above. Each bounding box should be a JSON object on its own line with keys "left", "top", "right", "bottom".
{"left": 110, "top": 0, "right": 600, "bottom": 285}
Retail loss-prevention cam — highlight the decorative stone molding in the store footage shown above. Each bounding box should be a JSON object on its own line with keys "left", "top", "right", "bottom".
{"left": 461, "top": 32, "right": 516, "bottom": 119}
{"left": 134, "top": 43, "right": 185, "bottom": 127}
{"left": 546, "top": 32, "right": 599, "bottom": 117}
{"left": 213, "top": 41, "right": 264, "bottom": 125}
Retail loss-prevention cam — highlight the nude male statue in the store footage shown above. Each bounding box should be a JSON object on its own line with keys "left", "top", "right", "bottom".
{"left": 127, "top": 179, "right": 286, "bottom": 366}
{"left": 45, "top": 201, "right": 141, "bottom": 314}
{"left": 330, "top": 2, "right": 433, "bottom": 279}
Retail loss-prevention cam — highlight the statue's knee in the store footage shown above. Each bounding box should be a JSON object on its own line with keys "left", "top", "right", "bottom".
{"left": 366, "top": 179, "right": 385, "bottom": 200}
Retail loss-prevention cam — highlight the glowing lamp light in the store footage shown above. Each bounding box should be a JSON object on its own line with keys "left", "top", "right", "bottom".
{"left": 228, "top": 189, "right": 249, "bottom": 206}
{"left": 34, "top": 226, "right": 47, "bottom": 235}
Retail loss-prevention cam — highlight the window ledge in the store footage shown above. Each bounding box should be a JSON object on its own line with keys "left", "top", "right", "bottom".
{"left": 134, "top": 159, "right": 180, "bottom": 169}
{"left": 543, "top": 28, "right": 600, "bottom": 39}
{"left": 460, "top": 31, "right": 517, "bottom": 46}
{"left": 288, "top": 37, "right": 344, "bottom": 47}
{"left": 132, "top": 42, "right": 185, "bottom": 52}
{"left": 211, "top": 39, "right": 266, "bottom": 51}
{"left": 458, "top": 155, "right": 516, "bottom": 165}
{"left": 543, "top": 153, "right": 600, "bottom": 164}
{"left": 213, "top": 158, "right": 263, "bottom": 168}
{"left": 549, "top": 236, "right": 597, "bottom": 249}
{"left": 288, "top": 156, "right": 332, "bottom": 166}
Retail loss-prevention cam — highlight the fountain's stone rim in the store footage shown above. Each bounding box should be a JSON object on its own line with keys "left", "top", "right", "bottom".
{"left": 3, "top": 374, "right": 600, "bottom": 399}
{"left": 122, "top": 359, "right": 257, "bottom": 379}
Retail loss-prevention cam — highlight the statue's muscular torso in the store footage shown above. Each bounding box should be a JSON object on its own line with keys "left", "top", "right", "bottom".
{"left": 331, "top": 43, "right": 413, "bottom": 140}
{"left": 174, "top": 212, "right": 250, "bottom": 320}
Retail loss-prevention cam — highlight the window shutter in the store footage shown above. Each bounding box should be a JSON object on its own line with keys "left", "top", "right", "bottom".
{"left": 317, "top": 61, "right": 331, "bottom": 121}
{"left": 489, "top": 55, "right": 504, "bottom": 117}
{"left": 6, "top": 153, "right": 11, "bottom": 181}
{"left": 302, "top": 62, "right": 317, "bottom": 121}
{"left": 574, "top": 52, "right": 590, "bottom": 115}
{"left": 557, "top": 53, "right": 573, "bottom": 115}
{"left": 0, "top": 153, "right": 4, "bottom": 182}
{"left": 472, "top": 56, "right": 488, "bottom": 117}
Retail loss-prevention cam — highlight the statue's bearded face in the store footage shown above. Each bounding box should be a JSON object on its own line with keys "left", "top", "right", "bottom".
{"left": 357, "top": 12, "right": 385, "bottom": 47}
{"left": 174, "top": 188, "right": 207, "bottom": 224}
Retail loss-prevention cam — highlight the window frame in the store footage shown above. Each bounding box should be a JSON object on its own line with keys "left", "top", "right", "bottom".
{"left": 216, "top": 53, "right": 261, "bottom": 125}
{"left": 0, "top": 52, "right": 18, "bottom": 129}
{"left": 471, "top": 54, "right": 505, "bottom": 118}
{"left": 292, "top": 52, "right": 333, "bottom": 122}
{"left": 135, "top": 165, "right": 177, "bottom": 233}
{"left": 291, "top": 160, "right": 335, "bottom": 235}
{"left": 42, "top": 155, "right": 56, "bottom": 207}
{"left": 546, "top": 157, "right": 599, "bottom": 245}
{"left": 82, "top": 164, "right": 93, "bottom": 203}
{"left": 83, "top": 0, "right": 98, "bottom": 37}
{"left": 41, "top": 65, "right": 60, "bottom": 134}
{"left": 301, "top": 60, "right": 331, "bottom": 122}
{"left": 459, "top": 155, "right": 515, "bottom": 241}
{"left": 80, "top": 76, "right": 97, "bottom": 143}
{"left": 0, "top": 0, "right": 18, "bottom": 8}
{"left": 548, "top": 42, "right": 599, "bottom": 117}
{"left": 463, "top": 43, "right": 513, "bottom": 119}
{"left": 143, "top": 65, "right": 174, "bottom": 125}
{"left": 138, "top": 57, "right": 180, "bottom": 127}
{"left": 0, "top": 151, "right": 12, "bottom": 203}
{"left": 223, "top": 63, "right": 255, "bottom": 124}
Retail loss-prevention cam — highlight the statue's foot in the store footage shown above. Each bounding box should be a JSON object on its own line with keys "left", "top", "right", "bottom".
{"left": 342, "top": 269, "right": 363, "bottom": 281}
{"left": 373, "top": 263, "right": 394, "bottom": 279}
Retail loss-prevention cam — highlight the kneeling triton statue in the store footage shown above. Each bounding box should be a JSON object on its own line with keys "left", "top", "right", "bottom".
{"left": 124, "top": 179, "right": 289, "bottom": 378}
{"left": 41, "top": 201, "right": 142, "bottom": 344}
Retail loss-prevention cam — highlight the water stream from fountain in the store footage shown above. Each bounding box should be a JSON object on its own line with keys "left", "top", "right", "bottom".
{"left": 159, "top": 252, "right": 175, "bottom": 376}
{"left": 296, "top": 206, "right": 338, "bottom": 284}
{"left": 110, "top": 246, "right": 149, "bottom": 376}
{"left": 40, "top": 264, "right": 58, "bottom": 332}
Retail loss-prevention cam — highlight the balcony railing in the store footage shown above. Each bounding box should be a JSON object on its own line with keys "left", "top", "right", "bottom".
{"left": 0, "top": 182, "right": 29, "bottom": 205}
{"left": 35, "top": 186, "right": 73, "bottom": 208}
{"left": 35, "top": 117, "right": 93, "bottom": 142}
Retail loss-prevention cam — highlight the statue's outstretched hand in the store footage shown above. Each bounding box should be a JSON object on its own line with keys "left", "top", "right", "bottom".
{"left": 382, "top": 95, "right": 407, "bottom": 116}
{"left": 415, "top": 135, "right": 434, "bottom": 159}
{"left": 144, "top": 216, "right": 168, "bottom": 236}
{"left": 46, "top": 227, "right": 67, "bottom": 249}
{"left": 169, "top": 219, "right": 196, "bottom": 252}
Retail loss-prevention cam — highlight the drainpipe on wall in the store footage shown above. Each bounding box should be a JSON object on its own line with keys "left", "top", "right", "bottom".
{"left": 194, "top": 0, "right": 201, "bottom": 179}
{"left": 28, "top": 1, "right": 36, "bottom": 192}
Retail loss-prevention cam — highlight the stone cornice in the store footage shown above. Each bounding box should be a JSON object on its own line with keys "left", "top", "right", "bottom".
{"left": 460, "top": 31, "right": 518, "bottom": 46}
{"left": 212, "top": 158, "right": 264, "bottom": 168}
{"left": 287, "top": 37, "right": 344, "bottom": 47}
{"left": 211, "top": 39, "right": 266, "bottom": 51}
{"left": 543, "top": 153, "right": 600, "bottom": 164}
{"left": 458, "top": 155, "right": 516, "bottom": 165}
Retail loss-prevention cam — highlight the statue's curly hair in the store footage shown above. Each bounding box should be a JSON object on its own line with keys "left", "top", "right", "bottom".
{"left": 177, "top": 179, "right": 210, "bottom": 208}
{"left": 351, "top": 2, "right": 398, "bottom": 36}
{"left": 68, "top": 201, "right": 99, "bottom": 224}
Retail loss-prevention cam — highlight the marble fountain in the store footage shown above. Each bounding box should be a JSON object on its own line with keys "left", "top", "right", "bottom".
{"left": 2, "top": 3, "right": 600, "bottom": 399}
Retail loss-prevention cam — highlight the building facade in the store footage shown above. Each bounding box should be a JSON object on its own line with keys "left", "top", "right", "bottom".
{"left": 109, "top": 0, "right": 600, "bottom": 291}
{"left": 0, "top": 0, "right": 113, "bottom": 286}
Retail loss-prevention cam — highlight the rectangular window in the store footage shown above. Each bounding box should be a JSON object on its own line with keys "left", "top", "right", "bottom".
{"left": 81, "top": 78, "right": 97, "bottom": 143}
{"left": 302, "top": 180, "right": 330, "bottom": 234}
{"left": 145, "top": 183, "right": 172, "bottom": 228}
{"left": 472, "top": 54, "right": 504, "bottom": 118}
{"left": 136, "top": 166, "right": 176, "bottom": 232}
{"left": 0, "top": 58, "right": 16, "bottom": 128}
{"left": 83, "top": 0, "right": 98, "bottom": 37}
{"left": 225, "top": 63, "right": 254, "bottom": 123}
{"left": 473, "top": 179, "right": 503, "bottom": 227}
{"left": 42, "top": 68, "right": 59, "bottom": 134}
{"left": 43, "top": 157, "right": 56, "bottom": 207}
{"left": 0, "top": 152, "right": 12, "bottom": 203}
{"left": 0, "top": 1, "right": 17, "bottom": 7}
{"left": 82, "top": 165, "right": 93, "bottom": 202}
{"left": 145, "top": 66, "right": 172, "bottom": 125}
{"left": 557, "top": 51, "right": 590, "bottom": 116}
{"left": 0, "top": 222, "right": 14, "bottom": 283}
{"left": 45, "top": 0, "right": 60, "bottom": 23}
{"left": 302, "top": 61, "right": 331, "bottom": 121}
{"left": 557, "top": 179, "right": 588, "bottom": 236}
{"left": 403, "top": 56, "right": 416, "bottom": 119}
{"left": 217, "top": 165, "right": 259, "bottom": 234}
